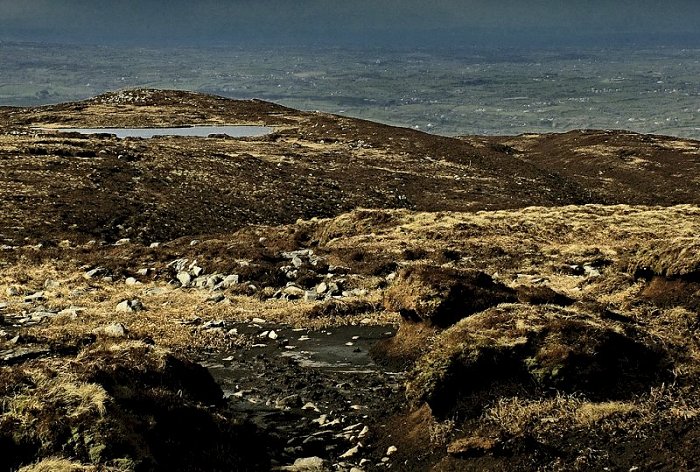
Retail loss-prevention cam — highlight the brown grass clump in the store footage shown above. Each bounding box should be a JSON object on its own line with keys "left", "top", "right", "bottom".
{"left": 627, "top": 238, "right": 700, "bottom": 278}
{"left": 384, "top": 265, "right": 516, "bottom": 327}
{"left": 17, "top": 457, "right": 117, "bottom": 472}
{"left": 0, "top": 340, "right": 268, "bottom": 472}
{"left": 406, "top": 304, "right": 671, "bottom": 418}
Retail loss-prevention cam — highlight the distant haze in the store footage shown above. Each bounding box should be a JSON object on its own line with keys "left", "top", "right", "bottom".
{"left": 1, "top": 0, "right": 699, "bottom": 48}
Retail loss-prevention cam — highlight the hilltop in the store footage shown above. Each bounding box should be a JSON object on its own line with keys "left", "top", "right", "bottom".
{"left": 1, "top": 89, "right": 698, "bottom": 245}
{"left": 0, "top": 90, "right": 699, "bottom": 471}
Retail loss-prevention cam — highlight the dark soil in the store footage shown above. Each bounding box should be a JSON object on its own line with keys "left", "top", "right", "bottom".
{"left": 1, "top": 90, "right": 698, "bottom": 246}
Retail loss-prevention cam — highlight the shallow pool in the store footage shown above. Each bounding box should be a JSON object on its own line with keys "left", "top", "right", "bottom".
{"left": 48, "top": 125, "right": 272, "bottom": 138}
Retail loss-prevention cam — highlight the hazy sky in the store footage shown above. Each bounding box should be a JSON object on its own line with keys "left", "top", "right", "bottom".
{"left": 1, "top": 0, "right": 699, "bottom": 48}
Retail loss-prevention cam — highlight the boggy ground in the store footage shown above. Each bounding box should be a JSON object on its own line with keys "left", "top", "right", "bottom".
{"left": 1, "top": 90, "right": 700, "bottom": 470}
{"left": 1, "top": 204, "right": 699, "bottom": 470}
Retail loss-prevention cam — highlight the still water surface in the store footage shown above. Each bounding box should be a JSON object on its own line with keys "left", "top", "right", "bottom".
{"left": 51, "top": 126, "right": 272, "bottom": 138}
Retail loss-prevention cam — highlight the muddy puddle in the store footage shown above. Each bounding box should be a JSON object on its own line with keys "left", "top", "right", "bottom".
{"left": 199, "top": 321, "right": 406, "bottom": 469}
{"left": 41, "top": 125, "right": 273, "bottom": 139}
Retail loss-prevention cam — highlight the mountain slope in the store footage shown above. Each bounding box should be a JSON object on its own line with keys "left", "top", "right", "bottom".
{"left": 2, "top": 89, "right": 697, "bottom": 245}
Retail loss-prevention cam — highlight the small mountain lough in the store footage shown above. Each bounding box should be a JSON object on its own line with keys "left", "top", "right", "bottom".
{"left": 46, "top": 125, "right": 273, "bottom": 139}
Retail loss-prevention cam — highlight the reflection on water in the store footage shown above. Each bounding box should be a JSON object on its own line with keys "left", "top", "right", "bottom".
{"left": 49, "top": 126, "right": 272, "bottom": 138}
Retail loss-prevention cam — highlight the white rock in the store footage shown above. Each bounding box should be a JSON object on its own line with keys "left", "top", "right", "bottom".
{"left": 268, "top": 330, "right": 279, "bottom": 340}
{"left": 149, "top": 242, "right": 160, "bottom": 248}
{"left": 283, "top": 285, "right": 305, "bottom": 298}
{"left": 114, "top": 238, "right": 131, "bottom": 246}
{"left": 191, "top": 265, "right": 204, "bottom": 277}
{"left": 312, "top": 414, "right": 328, "bottom": 426}
{"left": 116, "top": 300, "right": 132, "bottom": 312}
{"left": 292, "top": 256, "right": 304, "bottom": 268}
{"left": 280, "top": 456, "right": 327, "bottom": 471}
{"left": 358, "top": 426, "right": 370, "bottom": 438}
{"left": 57, "top": 308, "right": 79, "bottom": 318}
{"left": 177, "top": 272, "right": 192, "bottom": 287}
{"left": 252, "top": 317, "right": 266, "bottom": 324}
{"left": 222, "top": 274, "right": 240, "bottom": 288}
{"left": 339, "top": 444, "right": 362, "bottom": 459}
{"left": 43, "top": 279, "right": 59, "bottom": 289}
{"left": 316, "top": 282, "right": 328, "bottom": 294}
{"left": 302, "top": 402, "right": 320, "bottom": 412}
{"left": 101, "top": 323, "right": 127, "bottom": 337}
{"left": 125, "top": 277, "right": 139, "bottom": 286}
{"left": 386, "top": 445, "right": 397, "bottom": 456}
{"left": 24, "top": 291, "right": 45, "bottom": 303}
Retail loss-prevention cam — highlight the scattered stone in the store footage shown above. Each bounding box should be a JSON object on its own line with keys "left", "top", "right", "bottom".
{"left": 57, "top": 308, "right": 79, "bottom": 318}
{"left": 222, "top": 274, "right": 240, "bottom": 288}
{"left": 358, "top": 426, "right": 370, "bottom": 438}
{"left": 202, "top": 320, "right": 225, "bottom": 330}
{"left": 116, "top": 299, "right": 144, "bottom": 312}
{"left": 268, "top": 330, "right": 279, "bottom": 340}
{"left": 84, "top": 267, "right": 108, "bottom": 279}
{"left": 98, "top": 323, "right": 128, "bottom": 338}
{"left": 43, "top": 279, "right": 59, "bottom": 289}
{"left": 312, "top": 414, "right": 328, "bottom": 426}
{"left": 279, "top": 456, "right": 327, "bottom": 471}
{"left": 252, "top": 317, "right": 266, "bottom": 324}
{"left": 0, "top": 346, "right": 51, "bottom": 364}
{"left": 149, "top": 242, "right": 160, "bottom": 248}
{"left": 584, "top": 265, "right": 602, "bottom": 278}
{"left": 276, "top": 394, "right": 302, "bottom": 409}
{"left": 178, "top": 316, "right": 202, "bottom": 326}
{"left": 191, "top": 265, "right": 204, "bottom": 277}
{"left": 339, "top": 444, "right": 362, "bottom": 459}
{"left": 0, "top": 303, "right": 7, "bottom": 311}
{"left": 137, "top": 268, "right": 151, "bottom": 276}
{"left": 168, "top": 258, "right": 189, "bottom": 273}
{"left": 304, "top": 291, "right": 318, "bottom": 302}
{"left": 177, "top": 272, "right": 192, "bottom": 287}
{"left": 283, "top": 285, "right": 305, "bottom": 299}
{"left": 143, "top": 287, "right": 167, "bottom": 296}
{"left": 114, "top": 238, "right": 131, "bottom": 246}
{"left": 125, "top": 277, "right": 140, "bottom": 286}
{"left": 386, "top": 445, "right": 397, "bottom": 456}
{"left": 206, "top": 293, "right": 226, "bottom": 303}
{"left": 316, "top": 282, "right": 328, "bottom": 294}
{"left": 5, "top": 286, "right": 19, "bottom": 297}
{"left": 302, "top": 402, "right": 320, "bottom": 412}
{"left": 24, "top": 291, "right": 45, "bottom": 303}
{"left": 292, "top": 256, "right": 304, "bottom": 268}
{"left": 326, "top": 283, "right": 340, "bottom": 296}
